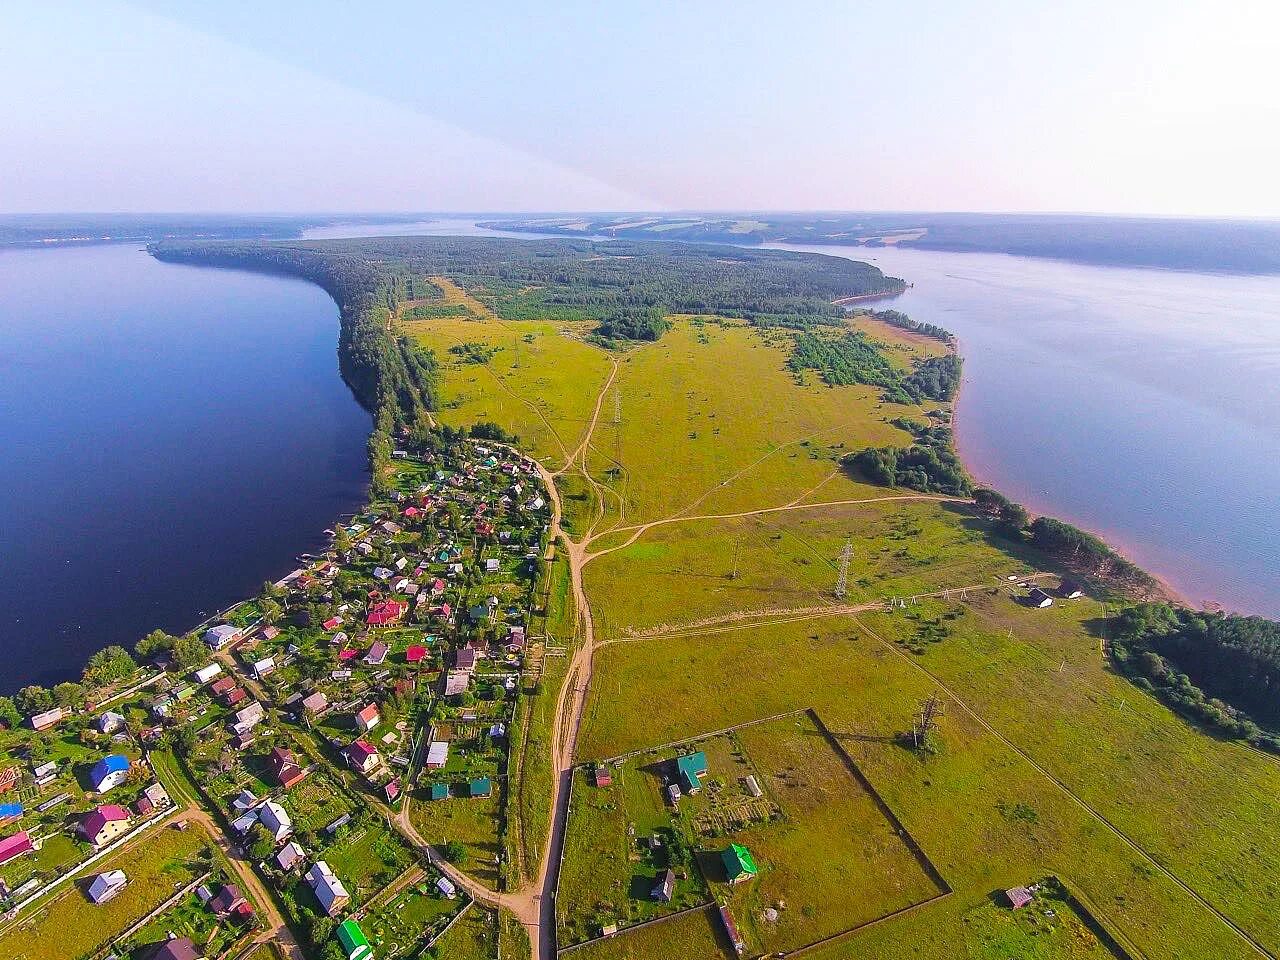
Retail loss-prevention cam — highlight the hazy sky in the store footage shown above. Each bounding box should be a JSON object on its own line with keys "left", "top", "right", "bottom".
{"left": 3, "top": 1, "right": 1279, "bottom": 216}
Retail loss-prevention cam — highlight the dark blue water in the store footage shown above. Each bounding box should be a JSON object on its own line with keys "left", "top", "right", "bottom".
{"left": 772, "top": 242, "right": 1280, "bottom": 618}
{"left": 0, "top": 243, "right": 370, "bottom": 693}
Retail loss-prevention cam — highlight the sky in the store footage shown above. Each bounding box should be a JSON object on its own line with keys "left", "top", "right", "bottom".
{"left": 3, "top": 1, "right": 1280, "bottom": 216}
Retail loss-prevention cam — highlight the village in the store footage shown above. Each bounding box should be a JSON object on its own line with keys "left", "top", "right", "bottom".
{"left": 0, "top": 439, "right": 553, "bottom": 960}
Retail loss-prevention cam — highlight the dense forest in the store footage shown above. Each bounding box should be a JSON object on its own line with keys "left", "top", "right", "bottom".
{"left": 789, "top": 331, "right": 961, "bottom": 404}
{"left": 1110, "top": 603, "right": 1280, "bottom": 751}
{"left": 845, "top": 419, "right": 972, "bottom": 496}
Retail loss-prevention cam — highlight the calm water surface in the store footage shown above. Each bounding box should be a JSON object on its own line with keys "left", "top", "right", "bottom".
{"left": 773, "top": 243, "right": 1280, "bottom": 617}
{"left": 0, "top": 243, "right": 369, "bottom": 692}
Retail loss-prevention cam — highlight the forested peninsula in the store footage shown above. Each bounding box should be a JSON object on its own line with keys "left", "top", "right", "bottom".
{"left": 149, "top": 235, "right": 1280, "bottom": 753}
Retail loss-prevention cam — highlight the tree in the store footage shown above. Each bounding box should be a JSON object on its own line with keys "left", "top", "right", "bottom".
{"left": 442, "top": 840, "right": 467, "bottom": 864}
{"left": 260, "top": 598, "right": 283, "bottom": 626}
{"left": 0, "top": 696, "right": 20, "bottom": 728}
{"left": 16, "top": 685, "right": 53, "bottom": 716}
{"left": 83, "top": 645, "right": 137, "bottom": 687}
{"left": 170, "top": 635, "right": 208, "bottom": 669}
{"left": 247, "top": 824, "right": 276, "bottom": 862}
{"left": 135, "top": 629, "right": 179, "bottom": 660}
{"left": 53, "top": 682, "right": 86, "bottom": 710}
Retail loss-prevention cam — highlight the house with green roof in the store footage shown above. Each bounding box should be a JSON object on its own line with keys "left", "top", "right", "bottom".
{"left": 337, "top": 919, "right": 373, "bottom": 960}
{"left": 721, "top": 843, "right": 757, "bottom": 884}
{"left": 675, "top": 751, "right": 708, "bottom": 793}
{"left": 469, "top": 777, "right": 492, "bottom": 798}
{"left": 429, "top": 782, "right": 449, "bottom": 801}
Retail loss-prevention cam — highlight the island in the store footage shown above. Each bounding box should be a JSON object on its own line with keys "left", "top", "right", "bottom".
{"left": 2, "top": 235, "right": 1278, "bottom": 960}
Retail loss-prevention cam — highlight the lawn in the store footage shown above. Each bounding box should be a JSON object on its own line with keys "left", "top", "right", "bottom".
{"left": 361, "top": 876, "right": 463, "bottom": 956}
{"left": 323, "top": 820, "right": 416, "bottom": 900}
{"left": 564, "top": 906, "right": 729, "bottom": 960}
{"left": 408, "top": 791, "right": 504, "bottom": 889}
{"left": 0, "top": 823, "right": 210, "bottom": 960}
{"left": 429, "top": 903, "right": 499, "bottom": 960}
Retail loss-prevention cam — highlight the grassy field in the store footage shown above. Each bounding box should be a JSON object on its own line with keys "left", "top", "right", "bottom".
{"left": 324, "top": 819, "right": 416, "bottom": 900}
{"left": 406, "top": 296, "right": 1279, "bottom": 959}
{"left": 408, "top": 791, "right": 504, "bottom": 889}
{"left": 429, "top": 903, "right": 498, "bottom": 960}
{"left": 564, "top": 906, "right": 729, "bottom": 960}
{"left": 0, "top": 823, "right": 210, "bottom": 960}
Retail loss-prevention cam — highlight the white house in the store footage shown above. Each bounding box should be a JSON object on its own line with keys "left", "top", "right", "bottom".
{"left": 275, "top": 840, "right": 305, "bottom": 871}
{"left": 97, "top": 712, "right": 125, "bottom": 735}
{"left": 372, "top": 566, "right": 394, "bottom": 581}
{"left": 204, "top": 624, "right": 240, "bottom": 650}
{"left": 232, "top": 702, "right": 265, "bottom": 735}
{"left": 425, "top": 741, "right": 449, "bottom": 770}
{"left": 252, "top": 657, "right": 276, "bottom": 679}
{"left": 87, "top": 869, "right": 128, "bottom": 904}
{"left": 259, "top": 799, "right": 293, "bottom": 843}
{"left": 306, "top": 861, "right": 350, "bottom": 916}
{"left": 435, "top": 876, "right": 457, "bottom": 899}
{"left": 485, "top": 558, "right": 501, "bottom": 573}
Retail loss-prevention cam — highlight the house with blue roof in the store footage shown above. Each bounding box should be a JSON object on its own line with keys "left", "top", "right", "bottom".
{"left": 90, "top": 754, "right": 130, "bottom": 793}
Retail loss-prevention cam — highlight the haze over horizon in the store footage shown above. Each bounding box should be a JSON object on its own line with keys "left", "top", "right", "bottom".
{"left": 3, "top": 1, "right": 1280, "bottom": 218}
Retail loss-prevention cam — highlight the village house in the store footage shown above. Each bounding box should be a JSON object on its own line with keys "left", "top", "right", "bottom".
{"left": 252, "top": 657, "right": 275, "bottom": 679}
{"left": 425, "top": 741, "right": 449, "bottom": 770}
{"left": 268, "top": 747, "right": 307, "bottom": 790}
{"left": 231, "top": 701, "right": 265, "bottom": 735}
{"left": 306, "top": 860, "right": 351, "bottom": 916}
{"left": 0, "top": 830, "right": 34, "bottom": 866}
{"left": 301, "top": 691, "right": 329, "bottom": 716}
{"left": 30, "top": 706, "right": 64, "bottom": 731}
{"left": 87, "top": 869, "right": 128, "bottom": 904}
{"left": 97, "top": 711, "right": 126, "bottom": 735}
{"left": 210, "top": 676, "right": 236, "bottom": 697}
{"left": 435, "top": 875, "right": 457, "bottom": 899}
{"left": 355, "top": 703, "right": 381, "bottom": 733}
{"left": 210, "top": 883, "right": 252, "bottom": 918}
{"left": 652, "top": 868, "right": 675, "bottom": 903}
{"left": 89, "top": 754, "right": 131, "bottom": 793}
{"left": 364, "top": 641, "right": 389, "bottom": 666}
{"left": 443, "top": 671, "right": 469, "bottom": 697}
{"left": 455, "top": 648, "right": 477, "bottom": 673}
{"left": 346, "top": 739, "right": 380, "bottom": 774}
{"left": 1005, "top": 886, "right": 1034, "bottom": 909}
{"left": 204, "top": 624, "right": 240, "bottom": 650}
{"left": 405, "top": 645, "right": 427, "bottom": 664}
{"left": 222, "top": 687, "right": 247, "bottom": 708}
{"left": 1028, "top": 587, "right": 1055, "bottom": 608}
{"left": 259, "top": 799, "right": 293, "bottom": 842}
{"left": 150, "top": 937, "right": 205, "bottom": 960}
{"left": 676, "top": 751, "right": 709, "bottom": 794}
{"left": 366, "top": 599, "right": 407, "bottom": 626}
{"left": 469, "top": 777, "right": 492, "bottom": 798}
{"left": 81, "top": 804, "right": 131, "bottom": 847}
{"left": 721, "top": 843, "right": 758, "bottom": 884}
{"left": 275, "top": 840, "right": 305, "bottom": 871}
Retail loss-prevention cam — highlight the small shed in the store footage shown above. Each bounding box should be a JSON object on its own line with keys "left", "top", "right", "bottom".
{"left": 1006, "top": 886, "right": 1034, "bottom": 909}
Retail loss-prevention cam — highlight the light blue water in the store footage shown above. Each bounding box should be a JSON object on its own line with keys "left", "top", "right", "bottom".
{"left": 772, "top": 243, "right": 1280, "bottom": 617}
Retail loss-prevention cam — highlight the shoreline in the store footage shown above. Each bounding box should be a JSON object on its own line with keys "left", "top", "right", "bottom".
{"left": 945, "top": 341, "right": 1197, "bottom": 610}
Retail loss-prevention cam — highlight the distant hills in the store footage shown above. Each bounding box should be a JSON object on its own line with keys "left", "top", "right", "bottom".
{"left": 478, "top": 212, "right": 1280, "bottom": 275}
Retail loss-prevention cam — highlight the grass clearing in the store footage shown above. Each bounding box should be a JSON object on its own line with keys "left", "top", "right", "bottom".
{"left": 0, "top": 824, "right": 210, "bottom": 960}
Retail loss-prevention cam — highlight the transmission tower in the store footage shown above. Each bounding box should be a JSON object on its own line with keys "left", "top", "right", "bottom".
{"left": 912, "top": 695, "right": 945, "bottom": 750}
{"left": 834, "top": 538, "right": 853, "bottom": 599}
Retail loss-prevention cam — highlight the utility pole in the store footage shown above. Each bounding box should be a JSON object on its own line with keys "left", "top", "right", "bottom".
{"left": 834, "top": 538, "right": 852, "bottom": 600}
{"left": 912, "top": 695, "right": 945, "bottom": 750}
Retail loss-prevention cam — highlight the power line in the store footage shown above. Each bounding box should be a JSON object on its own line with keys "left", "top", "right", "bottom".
{"left": 834, "top": 538, "right": 852, "bottom": 600}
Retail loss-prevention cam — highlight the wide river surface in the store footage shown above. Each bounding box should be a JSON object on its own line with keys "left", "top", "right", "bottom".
{"left": 771, "top": 243, "right": 1280, "bottom": 617}
{"left": 0, "top": 243, "right": 369, "bottom": 693}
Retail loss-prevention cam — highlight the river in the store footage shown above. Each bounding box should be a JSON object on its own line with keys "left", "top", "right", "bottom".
{"left": 0, "top": 243, "right": 370, "bottom": 693}
{"left": 770, "top": 242, "right": 1280, "bottom": 618}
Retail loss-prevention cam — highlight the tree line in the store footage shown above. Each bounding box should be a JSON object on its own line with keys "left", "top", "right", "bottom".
{"left": 1110, "top": 603, "right": 1280, "bottom": 752}
{"left": 789, "top": 331, "right": 962, "bottom": 404}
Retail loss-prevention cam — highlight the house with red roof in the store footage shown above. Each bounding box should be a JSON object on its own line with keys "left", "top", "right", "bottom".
{"left": 405, "top": 645, "right": 427, "bottom": 664}
{"left": 346, "top": 740, "right": 380, "bottom": 775}
{"left": 366, "top": 600, "right": 407, "bottom": 626}
{"left": 323, "top": 616, "right": 343, "bottom": 631}
{"left": 0, "top": 830, "right": 33, "bottom": 866}
{"left": 268, "top": 747, "right": 307, "bottom": 790}
{"left": 355, "top": 703, "right": 381, "bottom": 733}
{"left": 81, "top": 804, "right": 131, "bottom": 847}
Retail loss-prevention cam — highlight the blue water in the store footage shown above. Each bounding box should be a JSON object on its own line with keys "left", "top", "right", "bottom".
{"left": 0, "top": 243, "right": 370, "bottom": 692}
{"left": 771, "top": 243, "right": 1280, "bottom": 617}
